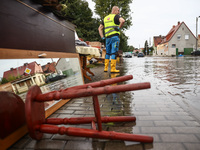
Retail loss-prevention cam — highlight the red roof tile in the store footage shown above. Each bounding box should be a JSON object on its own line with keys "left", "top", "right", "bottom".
{"left": 160, "top": 21, "right": 197, "bottom": 44}
{"left": 164, "top": 22, "right": 182, "bottom": 43}
{"left": 153, "top": 36, "right": 165, "bottom": 47}
{"left": 42, "top": 62, "right": 56, "bottom": 73}
{"left": 3, "top": 61, "right": 43, "bottom": 80}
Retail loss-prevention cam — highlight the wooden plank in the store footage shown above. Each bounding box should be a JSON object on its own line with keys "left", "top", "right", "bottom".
{"left": 0, "top": 48, "right": 85, "bottom": 84}
{"left": 0, "top": 99, "right": 70, "bottom": 150}
{"left": 0, "top": 0, "right": 75, "bottom": 53}
{"left": 0, "top": 124, "right": 28, "bottom": 150}
{"left": 0, "top": 48, "right": 78, "bottom": 59}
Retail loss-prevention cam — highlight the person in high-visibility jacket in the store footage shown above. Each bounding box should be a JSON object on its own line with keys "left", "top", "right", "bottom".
{"left": 98, "top": 6, "right": 125, "bottom": 73}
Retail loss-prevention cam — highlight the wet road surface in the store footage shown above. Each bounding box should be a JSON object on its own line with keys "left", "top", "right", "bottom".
{"left": 10, "top": 56, "right": 200, "bottom": 150}
{"left": 122, "top": 56, "right": 200, "bottom": 121}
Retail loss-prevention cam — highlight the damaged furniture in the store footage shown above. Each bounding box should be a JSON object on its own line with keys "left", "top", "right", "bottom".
{"left": 25, "top": 75, "right": 154, "bottom": 143}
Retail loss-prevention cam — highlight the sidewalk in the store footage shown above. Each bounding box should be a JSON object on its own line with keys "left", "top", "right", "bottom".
{"left": 9, "top": 64, "right": 200, "bottom": 150}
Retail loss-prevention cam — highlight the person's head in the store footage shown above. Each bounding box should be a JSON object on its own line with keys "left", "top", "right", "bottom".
{"left": 111, "top": 6, "right": 120, "bottom": 15}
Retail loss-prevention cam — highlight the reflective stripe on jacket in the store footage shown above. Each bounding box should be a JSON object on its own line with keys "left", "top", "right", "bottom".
{"left": 104, "top": 14, "right": 120, "bottom": 37}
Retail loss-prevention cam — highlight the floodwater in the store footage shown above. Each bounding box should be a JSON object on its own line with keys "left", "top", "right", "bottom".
{"left": 122, "top": 56, "right": 200, "bottom": 121}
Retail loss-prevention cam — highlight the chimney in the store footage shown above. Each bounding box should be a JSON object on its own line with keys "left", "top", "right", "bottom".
{"left": 173, "top": 25, "right": 175, "bottom": 28}
{"left": 178, "top": 21, "right": 180, "bottom": 25}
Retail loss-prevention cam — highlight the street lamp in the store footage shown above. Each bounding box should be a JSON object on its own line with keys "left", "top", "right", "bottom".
{"left": 196, "top": 16, "right": 200, "bottom": 51}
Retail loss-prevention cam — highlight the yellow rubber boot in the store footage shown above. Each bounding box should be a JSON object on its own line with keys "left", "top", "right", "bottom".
{"left": 104, "top": 59, "right": 109, "bottom": 72}
{"left": 111, "top": 59, "right": 120, "bottom": 73}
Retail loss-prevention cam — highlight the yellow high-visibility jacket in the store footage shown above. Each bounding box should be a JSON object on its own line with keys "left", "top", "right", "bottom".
{"left": 104, "top": 14, "right": 120, "bottom": 37}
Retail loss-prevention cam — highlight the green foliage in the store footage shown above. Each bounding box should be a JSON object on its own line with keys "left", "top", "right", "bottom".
{"left": 127, "top": 45, "right": 135, "bottom": 52}
{"left": 143, "top": 41, "right": 154, "bottom": 55}
{"left": 57, "top": 0, "right": 100, "bottom": 41}
{"left": 0, "top": 73, "right": 22, "bottom": 84}
{"left": 1, "top": 78, "right": 9, "bottom": 84}
{"left": 149, "top": 46, "right": 154, "bottom": 54}
{"left": 51, "top": 0, "right": 133, "bottom": 49}
{"left": 119, "top": 32, "right": 128, "bottom": 51}
{"left": 92, "top": 0, "right": 133, "bottom": 51}
{"left": 143, "top": 40, "right": 148, "bottom": 55}
{"left": 7, "top": 75, "right": 18, "bottom": 82}
{"left": 119, "top": 32, "right": 134, "bottom": 52}
{"left": 92, "top": 0, "right": 133, "bottom": 30}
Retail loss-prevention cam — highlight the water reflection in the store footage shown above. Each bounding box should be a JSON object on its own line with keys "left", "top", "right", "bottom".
{"left": 104, "top": 73, "right": 124, "bottom": 115}
{"left": 107, "top": 93, "right": 121, "bottom": 105}
{"left": 123, "top": 56, "right": 200, "bottom": 119}
{"left": 152, "top": 57, "right": 200, "bottom": 84}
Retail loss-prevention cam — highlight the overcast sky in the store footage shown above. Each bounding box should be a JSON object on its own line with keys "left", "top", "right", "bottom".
{"left": 87, "top": 0, "right": 200, "bottom": 48}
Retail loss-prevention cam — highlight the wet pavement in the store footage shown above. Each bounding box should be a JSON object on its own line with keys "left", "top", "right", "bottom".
{"left": 9, "top": 56, "right": 200, "bottom": 150}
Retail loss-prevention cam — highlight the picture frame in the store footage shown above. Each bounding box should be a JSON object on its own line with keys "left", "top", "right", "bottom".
{"left": 0, "top": 48, "right": 84, "bottom": 150}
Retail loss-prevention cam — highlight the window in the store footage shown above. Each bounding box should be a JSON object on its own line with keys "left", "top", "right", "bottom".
{"left": 177, "top": 35, "right": 181, "bottom": 40}
{"left": 185, "top": 34, "right": 189, "bottom": 40}
{"left": 42, "top": 75, "right": 45, "bottom": 82}
{"left": 172, "top": 44, "right": 176, "bottom": 48}
{"left": 38, "top": 76, "right": 42, "bottom": 83}
{"left": 18, "top": 82, "right": 25, "bottom": 87}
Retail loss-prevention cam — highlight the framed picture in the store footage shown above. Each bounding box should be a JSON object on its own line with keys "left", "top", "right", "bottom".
{"left": 0, "top": 47, "right": 84, "bottom": 112}
{"left": 0, "top": 48, "right": 84, "bottom": 149}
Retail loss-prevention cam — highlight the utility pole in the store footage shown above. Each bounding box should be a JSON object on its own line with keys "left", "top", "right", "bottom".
{"left": 149, "top": 37, "right": 151, "bottom": 55}
{"left": 146, "top": 42, "right": 148, "bottom": 55}
{"left": 149, "top": 37, "right": 151, "bottom": 47}
{"left": 196, "top": 16, "right": 200, "bottom": 51}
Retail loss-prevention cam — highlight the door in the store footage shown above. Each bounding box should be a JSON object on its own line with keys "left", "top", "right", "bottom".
{"left": 176, "top": 48, "right": 178, "bottom": 56}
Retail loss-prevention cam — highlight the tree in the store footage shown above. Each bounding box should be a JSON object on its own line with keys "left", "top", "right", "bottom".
{"left": 127, "top": 45, "right": 135, "bottom": 52}
{"left": 0, "top": 78, "right": 8, "bottom": 84}
{"left": 143, "top": 40, "right": 149, "bottom": 55}
{"left": 149, "top": 46, "right": 154, "bottom": 55}
{"left": 119, "top": 32, "right": 128, "bottom": 51}
{"left": 92, "top": 0, "right": 132, "bottom": 30}
{"left": 55, "top": 0, "right": 100, "bottom": 41}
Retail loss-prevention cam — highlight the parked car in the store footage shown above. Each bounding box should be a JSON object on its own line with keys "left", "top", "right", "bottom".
{"left": 45, "top": 74, "right": 67, "bottom": 83}
{"left": 137, "top": 52, "right": 144, "bottom": 57}
{"left": 134, "top": 53, "right": 138, "bottom": 56}
{"left": 124, "top": 52, "right": 132, "bottom": 58}
{"left": 191, "top": 51, "right": 200, "bottom": 56}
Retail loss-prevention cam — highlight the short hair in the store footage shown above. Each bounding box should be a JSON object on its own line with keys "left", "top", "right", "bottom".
{"left": 111, "top": 6, "right": 119, "bottom": 13}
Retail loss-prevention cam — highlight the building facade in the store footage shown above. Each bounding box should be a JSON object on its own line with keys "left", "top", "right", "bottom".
{"left": 153, "top": 35, "right": 165, "bottom": 56}
{"left": 2, "top": 61, "right": 46, "bottom": 94}
{"left": 11, "top": 73, "right": 45, "bottom": 94}
{"left": 157, "top": 22, "right": 196, "bottom": 56}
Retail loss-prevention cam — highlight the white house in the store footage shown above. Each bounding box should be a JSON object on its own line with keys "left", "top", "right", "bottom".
{"left": 157, "top": 21, "right": 196, "bottom": 56}
{"left": 56, "top": 58, "right": 84, "bottom": 87}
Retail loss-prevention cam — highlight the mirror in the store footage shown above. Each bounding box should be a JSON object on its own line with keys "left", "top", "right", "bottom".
{"left": 0, "top": 58, "right": 84, "bottom": 109}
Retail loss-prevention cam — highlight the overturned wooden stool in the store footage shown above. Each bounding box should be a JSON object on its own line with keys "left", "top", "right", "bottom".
{"left": 25, "top": 75, "right": 153, "bottom": 143}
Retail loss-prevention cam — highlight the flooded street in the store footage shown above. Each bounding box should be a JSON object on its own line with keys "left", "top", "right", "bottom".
{"left": 11, "top": 56, "right": 200, "bottom": 150}
{"left": 122, "top": 56, "right": 200, "bottom": 121}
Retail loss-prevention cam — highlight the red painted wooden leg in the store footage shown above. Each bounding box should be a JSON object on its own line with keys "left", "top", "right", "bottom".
{"left": 45, "top": 116, "right": 136, "bottom": 125}
{"left": 93, "top": 95, "right": 102, "bottom": 131}
{"left": 39, "top": 125, "right": 153, "bottom": 143}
